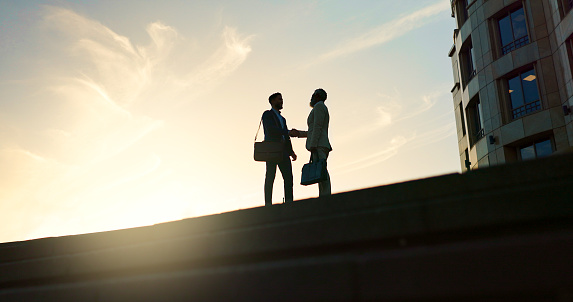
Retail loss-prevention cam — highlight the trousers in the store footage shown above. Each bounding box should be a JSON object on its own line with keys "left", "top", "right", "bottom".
{"left": 264, "top": 154, "right": 293, "bottom": 206}
{"left": 311, "top": 147, "right": 331, "bottom": 196}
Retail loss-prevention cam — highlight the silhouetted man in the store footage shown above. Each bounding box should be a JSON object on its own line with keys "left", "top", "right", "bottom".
{"left": 293, "top": 88, "right": 332, "bottom": 196}
{"left": 262, "top": 92, "right": 298, "bottom": 206}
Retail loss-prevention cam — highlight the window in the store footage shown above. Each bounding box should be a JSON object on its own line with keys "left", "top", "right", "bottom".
{"left": 459, "top": 102, "right": 467, "bottom": 136}
{"left": 498, "top": 7, "right": 529, "bottom": 55}
{"left": 466, "top": 44, "right": 477, "bottom": 81}
{"left": 519, "top": 139, "right": 553, "bottom": 160}
{"left": 460, "top": 39, "right": 476, "bottom": 87}
{"left": 464, "top": 148, "right": 471, "bottom": 171}
{"left": 566, "top": 39, "right": 573, "bottom": 80}
{"left": 466, "top": 96, "right": 484, "bottom": 145}
{"left": 559, "top": 0, "right": 573, "bottom": 16}
{"left": 508, "top": 68, "right": 541, "bottom": 119}
{"left": 456, "top": 0, "right": 469, "bottom": 28}
{"left": 465, "top": 0, "right": 475, "bottom": 11}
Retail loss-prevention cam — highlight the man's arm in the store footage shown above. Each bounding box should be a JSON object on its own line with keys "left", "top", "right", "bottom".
{"left": 286, "top": 139, "right": 297, "bottom": 161}
{"left": 293, "top": 130, "right": 307, "bottom": 138}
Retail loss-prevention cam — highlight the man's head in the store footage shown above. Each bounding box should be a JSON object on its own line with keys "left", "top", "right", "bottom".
{"left": 269, "top": 92, "right": 283, "bottom": 110}
{"left": 310, "top": 88, "right": 327, "bottom": 107}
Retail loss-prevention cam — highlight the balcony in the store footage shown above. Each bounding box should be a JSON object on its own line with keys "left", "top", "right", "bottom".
{"left": 512, "top": 99, "right": 541, "bottom": 119}
{"left": 502, "top": 35, "right": 530, "bottom": 55}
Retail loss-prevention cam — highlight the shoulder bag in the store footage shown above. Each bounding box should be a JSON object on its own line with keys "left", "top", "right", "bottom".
{"left": 254, "top": 119, "right": 284, "bottom": 163}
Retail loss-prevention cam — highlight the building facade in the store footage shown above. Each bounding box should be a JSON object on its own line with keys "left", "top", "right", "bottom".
{"left": 449, "top": 0, "right": 573, "bottom": 172}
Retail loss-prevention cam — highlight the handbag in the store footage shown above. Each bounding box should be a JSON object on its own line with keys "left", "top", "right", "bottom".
{"left": 254, "top": 119, "right": 284, "bottom": 163}
{"left": 300, "top": 151, "right": 328, "bottom": 185}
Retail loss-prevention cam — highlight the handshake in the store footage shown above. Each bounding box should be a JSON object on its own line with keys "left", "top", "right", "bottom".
{"left": 288, "top": 129, "right": 307, "bottom": 138}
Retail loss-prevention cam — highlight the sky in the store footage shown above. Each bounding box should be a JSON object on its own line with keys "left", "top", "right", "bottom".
{"left": 0, "top": 0, "right": 460, "bottom": 243}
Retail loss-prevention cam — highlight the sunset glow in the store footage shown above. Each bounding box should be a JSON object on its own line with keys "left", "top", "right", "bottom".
{"left": 0, "top": 0, "right": 458, "bottom": 243}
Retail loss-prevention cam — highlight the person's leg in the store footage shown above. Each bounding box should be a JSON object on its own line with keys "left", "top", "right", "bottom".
{"left": 277, "top": 155, "right": 294, "bottom": 203}
{"left": 316, "top": 148, "right": 331, "bottom": 196}
{"left": 264, "top": 162, "right": 277, "bottom": 206}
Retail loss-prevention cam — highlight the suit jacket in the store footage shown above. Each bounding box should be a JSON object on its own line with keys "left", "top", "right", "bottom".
{"left": 306, "top": 101, "right": 332, "bottom": 151}
{"left": 262, "top": 109, "right": 294, "bottom": 155}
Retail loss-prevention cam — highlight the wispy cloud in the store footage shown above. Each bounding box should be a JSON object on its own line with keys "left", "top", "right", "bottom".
{"left": 331, "top": 85, "right": 453, "bottom": 175}
{"left": 44, "top": 6, "right": 154, "bottom": 108}
{"left": 0, "top": 6, "right": 255, "bottom": 242}
{"left": 333, "top": 135, "right": 413, "bottom": 175}
{"left": 315, "top": 0, "right": 449, "bottom": 64}
{"left": 178, "top": 26, "right": 254, "bottom": 98}
{"left": 392, "top": 90, "right": 442, "bottom": 123}
{"left": 407, "top": 113, "right": 457, "bottom": 150}
{"left": 336, "top": 88, "right": 442, "bottom": 144}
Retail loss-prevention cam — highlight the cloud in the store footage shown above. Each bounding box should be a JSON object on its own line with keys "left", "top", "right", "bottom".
{"left": 0, "top": 6, "right": 254, "bottom": 242}
{"left": 407, "top": 114, "right": 457, "bottom": 150}
{"left": 393, "top": 90, "right": 442, "bottom": 123}
{"left": 331, "top": 85, "right": 453, "bottom": 175}
{"left": 376, "top": 104, "right": 396, "bottom": 127}
{"left": 44, "top": 6, "right": 153, "bottom": 108}
{"left": 332, "top": 118, "right": 455, "bottom": 176}
{"left": 43, "top": 6, "right": 254, "bottom": 108}
{"left": 179, "top": 26, "right": 254, "bottom": 95}
{"left": 315, "top": 0, "right": 449, "bottom": 63}
{"left": 333, "top": 135, "right": 413, "bottom": 175}
{"left": 336, "top": 88, "right": 440, "bottom": 144}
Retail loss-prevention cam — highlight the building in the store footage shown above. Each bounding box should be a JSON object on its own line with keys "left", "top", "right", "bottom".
{"left": 449, "top": 0, "right": 573, "bottom": 172}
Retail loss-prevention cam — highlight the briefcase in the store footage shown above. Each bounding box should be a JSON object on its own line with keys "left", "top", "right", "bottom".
{"left": 254, "top": 141, "right": 284, "bottom": 163}
{"left": 301, "top": 154, "right": 328, "bottom": 185}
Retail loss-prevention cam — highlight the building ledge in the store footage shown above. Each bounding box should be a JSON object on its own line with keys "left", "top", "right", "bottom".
{"left": 1, "top": 153, "right": 572, "bottom": 300}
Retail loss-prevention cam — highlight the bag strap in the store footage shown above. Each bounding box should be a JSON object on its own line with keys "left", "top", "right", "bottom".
{"left": 255, "top": 110, "right": 284, "bottom": 142}
{"left": 255, "top": 118, "right": 262, "bottom": 142}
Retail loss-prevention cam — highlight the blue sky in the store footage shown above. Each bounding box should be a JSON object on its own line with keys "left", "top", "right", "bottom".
{"left": 0, "top": 0, "right": 459, "bottom": 243}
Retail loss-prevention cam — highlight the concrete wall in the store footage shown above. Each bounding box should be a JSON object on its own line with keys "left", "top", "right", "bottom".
{"left": 1, "top": 154, "right": 573, "bottom": 301}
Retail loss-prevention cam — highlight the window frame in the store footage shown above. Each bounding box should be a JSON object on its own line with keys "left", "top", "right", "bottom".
{"left": 459, "top": 102, "right": 467, "bottom": 137}
{"left": 565, "top": 38, "right": 573, "bottom": 82}
{"left": 455, "top": 0, "right": 469, "bottom": 29}
{"left": 464, "top": 148, "right": 471, "bottom": 172}
{"left": 467, "top": 44, "right": 477, "bottom": 81}
{"left": 466, "top": 95, "right": 485, "bottom": 146}
{"left": 495, "top": 4, "right": 530, "bottom": 56}
{"left": 518, "top": 138, "right": 555, "bottom": 160}
{"left": 459, "top": 36, "right": 476, "bottom": 88}
{"left": 504, "top": 66, "right": 542, "bottom": 120}
{"left": 558, "top": 0, "right": 573, "bottom": 18}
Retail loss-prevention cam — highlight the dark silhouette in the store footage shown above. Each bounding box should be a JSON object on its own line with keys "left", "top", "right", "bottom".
{"left": 293, "top": 88, "right": 332, "bottom": 196}
{"left": 262, "top": 92, "right": 298, "bottom": 206}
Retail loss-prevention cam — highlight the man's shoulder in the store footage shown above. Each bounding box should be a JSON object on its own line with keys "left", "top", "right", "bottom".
{"left": 262, "top": 110, "right": 273, "bottom": 118}
{"left": 314, "top": 101, "right": 328, "bottom": 112}
{"left": 262, "top": 110, "right": 280, "bottom": 125}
